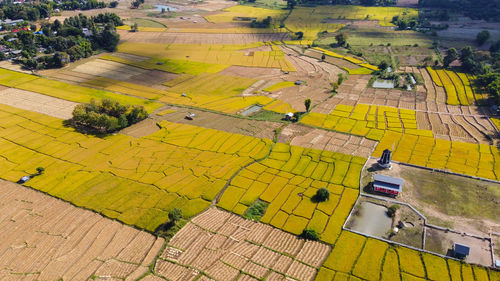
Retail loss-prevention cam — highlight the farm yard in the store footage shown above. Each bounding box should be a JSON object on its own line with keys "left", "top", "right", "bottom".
{"left": 0, "top": 0, "right": 499, "bottom": 280}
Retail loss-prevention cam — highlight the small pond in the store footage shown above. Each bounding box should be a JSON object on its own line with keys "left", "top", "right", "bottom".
{"left": 350, "top": 201, "right": 392, "bottom": 237}
{"left": 372, "top": 79, "right": 395, "bottom": 89}
{"left": 241, "top": 105, "right": 262, "bottom": 116}
{"left": 154, "top": 4, "right": 177, "bottom": 11}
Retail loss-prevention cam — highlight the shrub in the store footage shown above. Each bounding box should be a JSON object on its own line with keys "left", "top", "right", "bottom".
{"left": 300, "top": 228, "right": 319, "bottom": 241}
{"left": 36, "top": 167, "right": 45, "bottom": 174}
{"left": 387, "top": 205, "right": 399, "bottom": 217}
{"left": 304, "top": 98, "right": 312, "bottom": 112}
{"left": 313, "top": 187, "right": 330, "bottom": 202}
{"left": 71, "top": 99, "right": 148, "bottom": 133}
{"left": 168, "top": 208, "right": 182, "bottom": 223}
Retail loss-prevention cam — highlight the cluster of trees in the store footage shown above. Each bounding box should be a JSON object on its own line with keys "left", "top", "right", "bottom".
{"left": 7, "top": 13, "right": 121, "bottom": 70}
{"left": 418, "top": 0, "right": 500, "bottom": 22}
{"left": 391, "top": 15, "right": 418, "bottom": 30}
{"left": 131, "top": 0, "right": 145, "bottom": 9}
{"left": 0, "top": 0, "right": 116, "bottom": 23}
{"left": 71, "top": 99, "right": 148, "bottom": 133}
{"left": 250, "top": 16, "right": 272, "bottom": 28}
{"left": 0, "top": 2, "right": 51, "bottom": 21}
{"left": 57, "top": 0, "right": 107, "bottom": 11}
{"left": 360, "top": 0, "right": 396, "bottom": 6}
{"left": 442, "top": 43, "right": 500, "bottom": 104}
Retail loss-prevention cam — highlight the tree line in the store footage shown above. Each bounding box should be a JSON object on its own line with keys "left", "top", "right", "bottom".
{"left": 0, "top": 0, "right": 115, "bottom": 23}
{"left": 3, "top": 13, "right": 121, "bottom": 70}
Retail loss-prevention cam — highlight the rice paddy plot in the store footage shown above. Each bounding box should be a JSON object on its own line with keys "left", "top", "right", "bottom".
{"left": 218, "top": 142, "right": 366, "bottom": 244}
{"left": 311, "top": 47, "right": 378, "bottom": 73}
{"left": 287, "top": 5, "right": 418, "bottom": 30}
{"left": 317, "top": 230, "right": 499, "bottom": 281}
{"left": 373, "top": 131, "right": 500, "bottom": 181}
{"left": 426, "top": 67, "right": 477, "bottom": 106}
{"left": 300, "top": 104, "right": 430, "bottom": 141}
{"left": 285, "top": 7, "right": 346, "bottom": 41}
{"left": 0, "top": 105, "right": 275, "bottom": 231}
{"left": 115, "top": 42, "right": 296, "bottom": 71}
{"left": 100, "top": 54, "right": 230, "bottom": 75}
{"left": 0, "top": 68, "right": 162, "bottom": 113}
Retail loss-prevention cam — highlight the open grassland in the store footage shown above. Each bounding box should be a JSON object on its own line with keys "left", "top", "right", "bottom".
{"left": 374, "top": 130, "right": 500, "bottom": 180}
{"left": 426, "top": 67, "right": 477, "bottom": 106}
{"left": 149, "top": 207, "right": 330, "bottom": 281}
{"left": 317, "top": 230, "right": 499, "bottom": 281}
{"left": 0, "top": 105, "right": 275, "bottom": 231}
{"left": 114, "top": 42, "right": 296, "bottom": 71}
{"left": 0, "top": 180, "right": 164, "bottom": 280}
{"left": 300, "top": 102, "right": 499, "bottom": 180}
{"left": 287, "top": 5, "right": 417, "bottom": 32}
{"left": 300, "top": 104, "right": 430, "bottom": 141}
{"left": 319, "top": 27, "right": 433, "bottom": 47}
{"left": 0, "top": 68, "right": 161, "bottom": 113}
{"left": 205, "top": 5, "right": 287, "bottom": 24}
{"left": 218, "top": 142, "right": 366, "bottom": 244}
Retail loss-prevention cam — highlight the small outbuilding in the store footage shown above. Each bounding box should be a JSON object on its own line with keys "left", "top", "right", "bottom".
{"left": 18, "top": 176, "right": 30, "bottom": 184}
{"left": 453, "top": 243, "right": 470, "bottom": 260}
{"left": 373, "top": 174, "right": 403, "bottom": 196}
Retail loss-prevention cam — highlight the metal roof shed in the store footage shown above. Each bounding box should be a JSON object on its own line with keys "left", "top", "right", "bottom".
{"left": 373, "top": 174, "right": 403, "bottom": 191}
{"left": 454, "top": 243, "right": 470, "bottom": 259}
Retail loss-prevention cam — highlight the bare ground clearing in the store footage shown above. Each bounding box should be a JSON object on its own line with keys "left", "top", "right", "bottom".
{"left": 153, "top": 106, "right": 280, "bottom": 139}
{"left": 0, "top": 180, "right": 164, "bottom": 281}
{"left": 0, "top": 88, "right": 78, "bottom": 119}
{"left": 425, "top": 227, "right": 492, "bottom": 266}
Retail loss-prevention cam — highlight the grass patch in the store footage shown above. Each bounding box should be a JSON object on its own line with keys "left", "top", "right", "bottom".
{"left": 399, "top": 168, "right": 500, "bottom": 222}
{"left": 249, "top": 109, "right": 287, "bottom": 122}
{"left": 244, "top": 200, "right": 269, "bottom": 221}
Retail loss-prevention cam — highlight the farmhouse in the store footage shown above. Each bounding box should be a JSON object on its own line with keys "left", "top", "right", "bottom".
{"left": 373, "top": 174, "right": 403, "bottom": 196}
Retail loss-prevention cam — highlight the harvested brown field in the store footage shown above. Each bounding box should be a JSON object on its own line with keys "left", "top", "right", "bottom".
{"left": 72, "top": 59, "right": 149, "bottom": 80}
{"left": 279, "top": 124, "right": 376, "bottom": 158}
{"left": 0, "top": 88, "right": 78, "bottom": 119}
{"left": 0, "top": 180, "right": 164, "bottom": 281}
{"left": 127, "top": 69, "right": 180, "bottom": 86}
{"left": 118, "top": 31, "right": 289, "bottom": 44}
{"left": 154, "top": 208, "right": 330, "bottom": 281}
